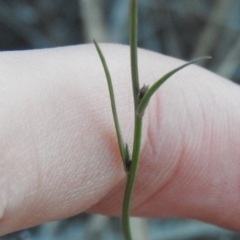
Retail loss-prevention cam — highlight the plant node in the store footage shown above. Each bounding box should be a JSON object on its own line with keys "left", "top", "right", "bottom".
{"left": 124, "top": 144, "right": 131, "bottom": 172}
{"left": 137, "top": 84, "right": 149, "bottom": 105}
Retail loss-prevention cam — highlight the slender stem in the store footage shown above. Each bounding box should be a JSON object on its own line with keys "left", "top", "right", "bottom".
{"left": 129, "top": 0, "right": 139, "bottom": 110}
{"left": 122, "top": 115, "right": 142, "bottom": 240}
{"left": 122, "top": 0, "right": 142, "bottom": 239}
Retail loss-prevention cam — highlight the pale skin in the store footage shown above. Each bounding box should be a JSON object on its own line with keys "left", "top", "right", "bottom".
{"left": 0, "top": 44, "right": 240, "bottom": 236}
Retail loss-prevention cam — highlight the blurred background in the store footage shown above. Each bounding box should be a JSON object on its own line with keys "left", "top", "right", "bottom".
{"left": 0, "top": 0, "right": 240, "bottom": 239}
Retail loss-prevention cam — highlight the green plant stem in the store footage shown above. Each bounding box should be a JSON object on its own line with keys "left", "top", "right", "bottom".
{"left": 122, "top": 0, "right": 142, "bottom": 239}
{"left": 123, "top": 115, "right": 142, "bottom": 240}
{"left": 129, "top": 0, "right": 139, "bottom": 110}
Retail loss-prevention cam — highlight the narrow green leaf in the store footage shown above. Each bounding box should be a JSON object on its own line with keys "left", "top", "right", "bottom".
{"left": 137, "top": 56, "right": 211, "bottom": 117}
{"left": 93, "top": 40, "right": 128, "bottom": 171}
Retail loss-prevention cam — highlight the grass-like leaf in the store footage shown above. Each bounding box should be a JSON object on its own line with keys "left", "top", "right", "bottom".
{"left": 93, "top": 40, "right": 129, "bottom": 172}
{"left": 137, "top": 56, "right": 211, "bottom": 117}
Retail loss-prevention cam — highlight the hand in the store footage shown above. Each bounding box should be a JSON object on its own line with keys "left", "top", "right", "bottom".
{"left": 0, "top": 44, "right": 240, "bottom": 236}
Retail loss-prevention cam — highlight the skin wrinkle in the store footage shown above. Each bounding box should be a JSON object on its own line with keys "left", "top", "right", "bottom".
{"left": 214, "top": 113, "right": 240, "bottom": 228}
{"left": 131, "top": 83, "right": 190, "bottom": 213}
{"left": 0, "top": 135, "right": 15, "bottom": 224}
{"left": 213, "top": 187, "right": 235, "bottom": 228}
{"left": 185, "top": 121, "right": 217, "bottom": 217}
{"left": 208, "top": 167, "right": 240, "bottom": 228}
{"left": 0, "top": 105, "right": 15, "bottom": 221}
{"left": 131, "top": 121, "right": 174, "bottom": 209}
{"left": 174, "top": 81, "right": 203, "bottom": 151}
{"left": 222, "top": 174, "right": 240, "bottom": 229}
{"left": 133, "top": 142, "right": 187, "bottom": 215}
{"left": 27, "top": 116, "right": 44, "bottom": 203}
{"left": 189, "top": 94, "right": 240, "bottom": 226}
{"left": 0, "top": 156, "right": 7, "bottom": 223}
{"left": 32, "top": 93, "right": 81, "bottom": 204}
{"left": 138, "top": 105, "right": 206, "bottom": 217}
{"left": 135, "top": 81, "right": 223, "bottom": 219}
{"left": 191, "top": 84, "right": 211, "bottom": 171}
{"left": 88, "top": 180, "right": 123, "bottom": 215}
{"left": 145, "top": 91, "right": 163, "bottom": 159}
{"left": 182, "top": 77, "right": 210, "bottom": 145}
{"left": 0, "top": 46, "right": 124, "bottom": 234}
